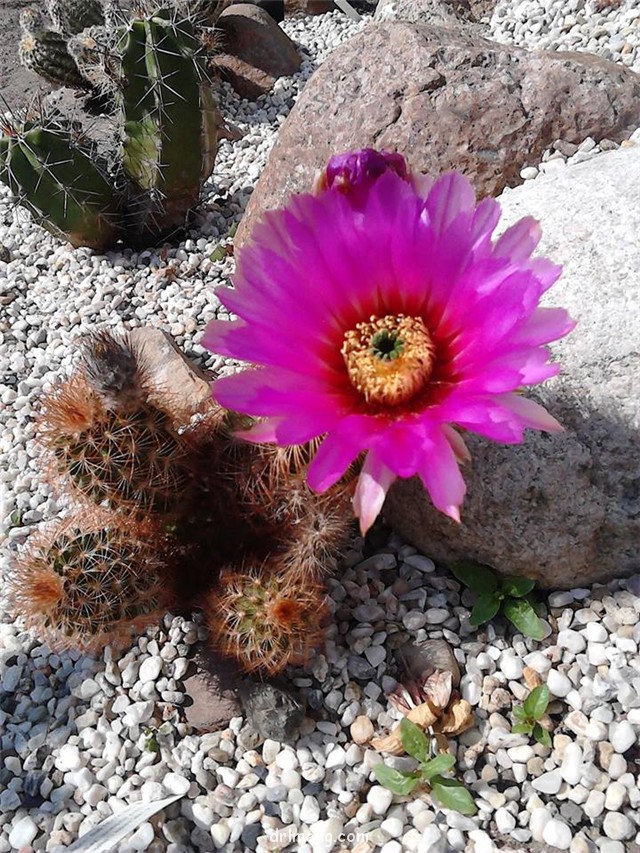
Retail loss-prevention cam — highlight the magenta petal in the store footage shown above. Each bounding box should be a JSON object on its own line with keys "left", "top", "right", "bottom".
{"left": 494, "top": 217, "right": 541, "bottom": 261}
{"left": 500, "top": 393, "right": 564, "bottom": 433}
{"left": 307, "top": 415, "right": 383, "bottom": 492}
{"left": 416, "top": 429, "right": 466, "bottom": 521}
{"left": 353, "top": 452, "right": 397, "bottom": 535}
{"left": 425, "top": 172, "right": 477, "bottom": 235}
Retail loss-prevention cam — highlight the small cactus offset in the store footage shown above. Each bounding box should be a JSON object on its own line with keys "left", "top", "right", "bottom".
{"left": 204, "top": 565, "right": 329, "bottom": 674}
{"left": 19, "top": 9, "right": 91, "bottom": 90}
{"left": 0, "top": 120, "right": 122, "bottom": 249}
{"left": 8, "top": 511, "right": 174, "bottom": 652}
{"left": 46, "top": 0, "right": 105, "bottom": 35}
{"left": 38, "top": 330, "right": 196, "bottom": 518}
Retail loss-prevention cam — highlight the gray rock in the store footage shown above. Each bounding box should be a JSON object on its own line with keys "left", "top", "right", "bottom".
{"left": 239, "top": 681, "right": 305, "bottom": 742}
{"left": 385, "top": 146, "right": 640, "bottom": 588}
{"left": 236, "top": 20, "right": 640, "bottom": 247}
{"left": 181, "top": 644, "right": 242, "bottom": 733}
{"left": 395, "top": 638, "right": 461, "bottom": 686}
{"left": 375, "top": 0, "right": 493, "bottom": 26}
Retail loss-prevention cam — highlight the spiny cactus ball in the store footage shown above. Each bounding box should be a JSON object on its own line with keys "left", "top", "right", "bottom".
{"left": 38, "top": 330, "right": 195, "bottom": 519}
{"left": 9, "top": 512, "right": 174, "bottom": 652}
{"left": 205, "top": 567, "right": 329, "bottom": 675}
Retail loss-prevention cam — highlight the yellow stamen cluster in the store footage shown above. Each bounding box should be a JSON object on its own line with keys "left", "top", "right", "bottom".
{"left": 342, "top": 314, "right": 436, "bottom": 407}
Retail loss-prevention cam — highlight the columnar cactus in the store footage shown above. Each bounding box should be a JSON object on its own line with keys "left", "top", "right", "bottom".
{"left": 5, "top": 4, "right": 222, "bottom": 249}
{"left": 118, "top": 9, "right": 219, "bottom": 235}
{"left": 0, "top": 121, "right": 121, "bottom": 249}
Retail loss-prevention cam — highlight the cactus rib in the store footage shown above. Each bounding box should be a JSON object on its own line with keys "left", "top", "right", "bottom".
{"left": 0, "top": 124, "right": 121, "bottom": 249}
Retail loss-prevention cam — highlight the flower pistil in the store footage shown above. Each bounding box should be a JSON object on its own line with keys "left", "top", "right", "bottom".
{"left": 341, "top": 314, "right": 436, "bottom": 407}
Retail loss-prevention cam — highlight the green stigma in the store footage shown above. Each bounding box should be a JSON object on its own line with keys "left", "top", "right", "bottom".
{"left": 371, "top": 330, "right": 404, "bottom": 361}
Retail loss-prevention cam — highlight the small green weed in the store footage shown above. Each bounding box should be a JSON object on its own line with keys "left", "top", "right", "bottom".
{"left": 511, "top": 684, "right": 551, "bottom": 747}
{"left": 373, "top": 718, "right": 476, "bottom": 815}
{"left": 450, "top": 561, "right": 545, "bottom": 640}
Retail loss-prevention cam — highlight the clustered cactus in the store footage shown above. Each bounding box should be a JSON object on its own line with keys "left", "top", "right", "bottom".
{"left": 3, "top": 1, "right": 225, "bottom": 249}
{"left": 11, "top": 330, "right": 355, "bottom": 673}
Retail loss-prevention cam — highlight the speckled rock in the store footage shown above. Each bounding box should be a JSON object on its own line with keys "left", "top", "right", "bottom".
{"left": 212, "top": 4, "right": 301, "bottom": 100}
{"left": 236, "top": 20, "right": 640, "bottom": 246}
{"left": 385, "top": 146, "right": 640, "bottom": 588}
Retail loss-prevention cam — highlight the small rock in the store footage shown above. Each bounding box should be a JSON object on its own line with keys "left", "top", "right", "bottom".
{"left": 139, "top": 656, "right": 163, "bottom": 683}
{"left": 367, "top": 785, "right": 394, "bottom": 815}
{"left": 532, "top": 770, "right": 563, "bottom": 795}
{"left": 603, "top": 812, "right": 635, "bottom": 841}
{"left": 542, "top": 819, "right": 572, "bottom": 850}
{"left": 350, "top": 716, "right": 374, "bottom": 745}
{"left": 9, "top": 816, "right": 38, "bottom": 849}
{"left": 240, "top": 681, "right": 305, "bottom": 742}
{"left": 396, "top": 638, "right": 461, "bottom": 687}
{"left": 547, "top": 669, "right": 573, "bottom": 698}
{"left": 609, "top": 720, "right": 636, "bottom": 754}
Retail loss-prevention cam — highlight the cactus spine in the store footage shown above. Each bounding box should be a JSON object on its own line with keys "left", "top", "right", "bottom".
{"left": 38, "top": 330, "right": 195, "bottom": 518}
{"left": 0, "top": 122, "right": 121, "bottom": 249}
{"left": 9, "top": 511, "right": 173, "bottom": 652}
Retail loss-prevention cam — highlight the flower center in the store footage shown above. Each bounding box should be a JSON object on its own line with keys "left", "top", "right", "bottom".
{"left": 342, "top": 314, "right": 436, "bottom": 407}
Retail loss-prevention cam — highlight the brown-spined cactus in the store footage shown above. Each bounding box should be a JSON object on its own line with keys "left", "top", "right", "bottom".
{"left": 8, "top": 510, "right": 174, "bottom": 652}
{"left": 38, "top": 329, "right": 196, "bottom": 519}
{"left": 204, "top": 565, "right": 329, "bottom": 675}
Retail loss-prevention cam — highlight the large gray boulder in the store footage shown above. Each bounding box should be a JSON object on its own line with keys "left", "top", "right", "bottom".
{"left": 236, "top": 20, "right": 640, "bottom": 248}
{"left": 384, "top": 145, "right": 640, "bottom": 589}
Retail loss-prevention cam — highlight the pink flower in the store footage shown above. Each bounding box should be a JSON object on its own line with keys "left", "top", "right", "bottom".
{"left": 203, "top": 150, "right": 575, "bottom": 534}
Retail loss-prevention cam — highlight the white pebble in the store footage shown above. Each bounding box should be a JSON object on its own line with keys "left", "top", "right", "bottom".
{"left": 547, "top": 669, "right": 573, "bottom": 698}
{"left": 532, "top": 770, "right": 563, "bottom": 794}
{"left": 9, "top": 816, "right": 38, "bottom": 849}
{"left": 367, "top": 785, "right": 394, "bottom": 815}
{"left": 138, "top": 656, "right": 163, "bottom": 683}
{"left": 55, "top": 744, "right": 84, "bottom": 772}
{"left": 542, "top": 819, "right": 572, "bottom": 850}
{"left": 609, "top": 720, "right": 636, "bottom": 753}
{"left": 163, "top": 773, "right": 191, "bottom": 796}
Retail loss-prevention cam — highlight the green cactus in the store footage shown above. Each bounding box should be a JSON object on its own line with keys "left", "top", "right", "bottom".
{"left": 0, "top": 122, "right": 122, "bottom": 249}
{"left": 118, "top": 9, "right": 219, "bottom": 236}
{"left": 19, "top": 8, "right": 90, "bottom": 90}
{"left": 46, "top": 0, "right": 105, "bottom": 35}
{"left": 6, "top": 5, "right": 221, "bottom": 250}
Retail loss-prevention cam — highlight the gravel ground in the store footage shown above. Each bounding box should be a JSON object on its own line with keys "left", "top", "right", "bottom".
{"left": 1, "top": 4, "right": 640, "bottom": 853}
